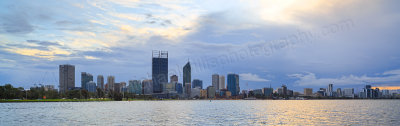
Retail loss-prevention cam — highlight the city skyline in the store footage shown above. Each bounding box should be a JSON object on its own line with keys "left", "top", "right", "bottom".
{"left": 1, "top": 0, "right": 400, "bottom": 92}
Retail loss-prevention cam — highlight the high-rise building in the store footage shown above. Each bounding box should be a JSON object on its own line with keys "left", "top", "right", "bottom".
{"left": 282, "top": 85, "right": 287, "bottom": 97}
{"left": 107, "top": 76, "right": 115, "bottom": 92}
{"left": 128, "top": 80, "right": 142, "bottom": 94}
{"left": 212, "top": 74, "right": 219, "bottom": 90}
{"left": 114, "top": 83, "right": 121, "bottom": 93}
{"left": 81, "top": 72, "right": 93, "bottom": 90}
{"left": 86, "top": 81, "right": 97, "bottom": 93}
{"left": 142, "top": 79, "right": 153, "bottom": 95}
{"left": 97, "top": 75, "right": 104, "bottom": 91}
{"left": 59, "top": 64, "right": 75, "bottom": 93}
{"left": 185, "top": 83, "right": 191, "bottom": 97}
{"left": 343, "top": 88, "right": 354, "bottom": 98}
{"left": 304, "top": 88, "right": 313, "bottom": 96}
{"left": 327, "top": 84, "right": 333, "bottom": 97}
{"left": 336, "top": 88, "right": 342, "bottom": 97}
{"left": 192, "top": 79, "right": 203, "bottom": 89}
{"left": 263, "top": 87, "right": 273, "bottom": 97}
{"left": 219, "top": 75, "right": 225, "bottom": 89}
{"left": 207, "top": 86, "right": 216, "bottom": 98}
{"left": 183, "top": 61, "right": 191, "bottom": 87}
{"left": 227, "top": 74, "right": 240, "bottom": 96}
{"left": 164, "top": 82, "right": 176, "bottom": 93}
{"left": 170, "top": 75, "right": 178, "bottom": 83}
{"left": 152, "top": 50, "right": 168, "bottom": 93}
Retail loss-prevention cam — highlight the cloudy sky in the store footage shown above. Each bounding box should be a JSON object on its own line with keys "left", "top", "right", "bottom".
{"left": 1, "top": 0, "right": 400, "bottom": 92}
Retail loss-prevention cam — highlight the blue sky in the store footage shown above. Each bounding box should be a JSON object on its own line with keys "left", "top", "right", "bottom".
{"left": 1, "top": 0, "right": 400, "bottom": 92}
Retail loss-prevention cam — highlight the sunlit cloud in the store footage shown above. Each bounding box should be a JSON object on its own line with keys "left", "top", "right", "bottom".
{"left": 240, "top": 73, "right": 270, "bottom": 82}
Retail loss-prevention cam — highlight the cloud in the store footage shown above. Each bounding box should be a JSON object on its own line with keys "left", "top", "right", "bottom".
{"left": 26, "top": 40, "right": 61, "bottom": 46}
{"left": 289, "top": 69, "right": 400, "bottom": 86}
{"left": 239, "top": 73, "right": 270, "bottom": 82}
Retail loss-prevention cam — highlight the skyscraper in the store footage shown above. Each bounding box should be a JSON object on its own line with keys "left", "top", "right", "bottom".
{"left": 212, "top": 74, "right": 219, "bottom": 90}
{"left": 128, "top": 80, "right": 142, "bottom": 94}
{"left": 192, "top": 79, "right": 203, "bottom": 89}
{"left": 219, "top": 75, "right": 225, "bottom": 89}
{"left": 227, "top": 73, "right": 240, "bottom": 96}
{"left": 97, "top": 75, "right": 104, "bottom": 91}
{"left": 152, "top": 50, "right": 168, "bottom": 93}
{"left": 183, "top": 61, "right": 191, "bottom": 87}
{"left": 81, "top": 72, "right": 93, "bottom": 90}
{"left": 107, "top": 76, "right": 115, "bottom": 92}
{"left": 327, "top": 84, "right": 333, "bottom": 97}
{"left": 170, "top": 75, "right": 178, "bottom": 83}
{"left": 59, "top": 64, "right": 75, "bottom": 93}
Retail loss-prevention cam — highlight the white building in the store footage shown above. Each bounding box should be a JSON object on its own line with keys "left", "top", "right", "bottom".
{"left": 219, "top": 75, "right": 225, "bottom": 89}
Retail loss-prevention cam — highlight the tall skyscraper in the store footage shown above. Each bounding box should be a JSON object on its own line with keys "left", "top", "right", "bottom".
{"left": 212, "top": 74, "right": 219, "bottom": 90}
{"left": 59, "top": 64, "right": 75, "bottom": 93}
{"left": 107, "top": 76, "right": 115, "bottom": 92}
{"left": 152, "top": 50, "right": 168, "bottom": 93}
{"left": 227, "top": 73, "right": 240, "bottom": 96}
{"left": 327, "top": 84, "right": 333, "bottom": 97}
{"left": 219, "top": 75, "right": 225, "bottom": 89}
{"left": 97, "top": 75, "right": 104, "bottom": 91}
{"left": 192, "top": 79, "right": 203, "bottom": 89}
{"left": 183, "top": 61, "right": 191, "bottom": 87}
{"left": 81, "top": 72, "right": 93, "bottom": 90}
{"left": 170, "top": 75, "right": 178, "bottom": 83}
{"left": 336, "top": 88, "right": 342, "bottom": 97}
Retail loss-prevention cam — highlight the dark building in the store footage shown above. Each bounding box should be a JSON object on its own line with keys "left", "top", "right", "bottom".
{"left": 183, "top": 61, "right": 191, "bottom": 87}
{"left": 192, "top": 79, "right": 203, "bottom": 89}
{"left": 81, "top": 72, "right": 93, "bottom": 90}
{"left": 152, "top": 50, "right": 168, "bottom": 93}
{"left": 282, "top": 85, "right": 287, "bottom": 97}
{"left": 59, "top": 64, "right": 75, "bottom": 93}
{"left": 227, "top": 73, "right": 240, "bottom": 96}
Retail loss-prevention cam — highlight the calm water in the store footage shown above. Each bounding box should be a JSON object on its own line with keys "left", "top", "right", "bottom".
{"left": 0, "top": 100, "right": 399, "bottom": 125}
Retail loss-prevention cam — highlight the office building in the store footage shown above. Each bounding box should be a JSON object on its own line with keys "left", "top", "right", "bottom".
{"left": 81, "top": 72, "right": 93, "bottom": 90}
{"left": 183, "top": 61, "right": 191, "bottom": 87}
{"left": 97, "top": 75, "right": 104, "bottom": 91}
{"left": 170, "top": 75, "right": 178, "bottom": 83}
{"left": 282, "top": 85, "right": 287, "bottom": 97}
{"left": 86, "top": 81, "right": 97, "bottom": 93}
{"left": 164, "top": 82, "right": 176, "bottom": 93}
{"left": 212, "top": 74, "right": 219, "bottom": 90}
{"left": 253, "top": 89, "right": 263, "bottom": 96}
{"left": 263, "top": 87, "right": 273, "bottom": 97}
{"left": 192, "top": 79, "right": 203, "bottom": 89}
{"left": 175, "top": 83, "right": 183, "bottom": 94}
{"left": 219, "top": 75, "right": 225, "bottom": 89}
{"left": 142, "top": 79, "right": 153, "bottom": 95}
{"left": 227, "top": 73, "right": 240, "bottom": 96}
{"left": 191, "top": 87, "right": 201, "bottom": 98}
{"left": 336, "top": 88, "right": 342, "bottom": 97}
{"left": 152, "top": 50, "right": 168, "bottom": 93}
{"left": 327, "top": 84, "right": 333, "bottom": 97}
{"left": 304, "top": 88, "right": 313, "bottom": 96}
{"left": 59, "top": 64, "right": 75, "bottom": 93}
{"left": 207, "top": 86, "right": 216, "bottom": 98}
{"left": 200, "top": 89, "right": 207, "bottom": 99}
{"left": 107, "top": 76, "right": 115, "bottom": 92}
{"left": 185, "top": 83, "right": 191, "bottom": 97}
{"left": 343, "top": 88, "right": 354, "bottom": 98}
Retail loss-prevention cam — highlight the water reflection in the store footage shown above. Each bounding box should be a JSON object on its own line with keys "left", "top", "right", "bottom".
{"left": 0, "top": 100, "right": 399, "bottom": 125}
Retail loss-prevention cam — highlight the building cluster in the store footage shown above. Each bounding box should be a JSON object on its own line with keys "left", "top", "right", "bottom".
{"left": 58, "top": 51, "right": 243, "bottom": 99}
{"left": 56, "top": 50, "right": 400, "bottom": 100}
{"left": 245, "top": 83, "right": 400, "bottom": 99}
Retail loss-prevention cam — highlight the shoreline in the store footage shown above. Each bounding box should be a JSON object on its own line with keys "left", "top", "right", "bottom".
{"left": 1, "top": 98, "right": 398, "bottom": 103}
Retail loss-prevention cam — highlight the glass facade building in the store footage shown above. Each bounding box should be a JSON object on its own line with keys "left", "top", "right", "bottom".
{"left": 192, "top": 79, "right": 203, "bottom": 89}
{"left": 152, "top": 50, "right": 168, "bottom": 93}
{"left": 227, "top": 74, "right": 240, "bottom": 96}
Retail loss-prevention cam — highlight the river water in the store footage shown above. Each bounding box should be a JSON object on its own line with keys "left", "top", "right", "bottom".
{"left": 1, "top": 100, "right": 399, "bottom": 125}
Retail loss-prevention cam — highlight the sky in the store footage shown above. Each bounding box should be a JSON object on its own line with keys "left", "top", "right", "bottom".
{"left": 1, "top": 0, "right": 400, "bottom": 92}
